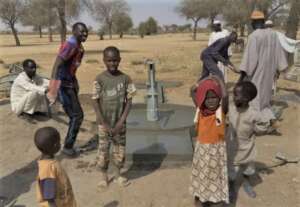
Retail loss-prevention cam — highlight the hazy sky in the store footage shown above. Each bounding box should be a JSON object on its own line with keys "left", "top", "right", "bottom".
{"left": 0, "top": 0, "right": 202, "bottom": 32}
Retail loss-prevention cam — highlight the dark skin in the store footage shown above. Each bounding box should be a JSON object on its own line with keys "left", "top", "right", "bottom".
{"left": 204, "top": 90, "right": 221, "bottom": 111}
{"left": 212, "top": 23, "right": 222, "bottom": 32}
{"left": 233, "top": 86, "right": 250, "bottom": 111}
{"left": 92, "top": 50, "right": 133, "bottom": 137}
{"left": 24, "top": 61, "right": 37, "bottom": 80}
{"left": 190, "top": 76, "right": 228, "bottom": 114}
{"left": 48, "top": 24, "right": 88, "bottom": 103}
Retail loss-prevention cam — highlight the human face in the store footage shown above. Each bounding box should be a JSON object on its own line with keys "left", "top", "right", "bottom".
{"left": 74, "top": 24, "right": 88, "bottom": 43}
{"left": 213, "top": 24, "right": 221, "bottom": 32}
{"left": 103, "top": 51, "right": 121, "bottom": 74}
{"left": 233, "top": 86, "right": 249, "bottom": 108}
{"left": 204, "top": 90, "right": 220, "bottom": 111}
{"left": 24, "top": 61, "right": 36, "bottom": 79}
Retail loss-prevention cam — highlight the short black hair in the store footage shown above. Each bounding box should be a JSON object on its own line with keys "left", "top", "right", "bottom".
{"left": 23, "top": 59, "right": 36, "bottom": 69}
{"left": 235, "top": 81, "right": 257, "bottom": 101}
{"left": 34, "top": 127, "right": 60, "bottom": 155}
{"left": 72, "top": 22, "right": 87, "bottom": 31}
{"left": 103, "top": 46, "right": 120, "bottom": 57}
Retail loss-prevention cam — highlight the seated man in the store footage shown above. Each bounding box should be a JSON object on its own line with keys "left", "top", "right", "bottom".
{"left": 10, "top": 59, "right": 49, "bottom": 122}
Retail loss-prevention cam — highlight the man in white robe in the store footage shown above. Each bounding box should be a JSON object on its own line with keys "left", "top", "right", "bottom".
{"left": 239, "top": 11, "right": 288, "bottom": 122}
{"left": 208, "top": 20, "right": 232, "bottom": 82}
{"left": 10, "top": 59, "right": 49, "bottom": 121}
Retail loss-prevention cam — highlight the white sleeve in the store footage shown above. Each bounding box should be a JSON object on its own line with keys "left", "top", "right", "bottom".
{"left": 18, "top": 76, "right": 46, "bottom": 95}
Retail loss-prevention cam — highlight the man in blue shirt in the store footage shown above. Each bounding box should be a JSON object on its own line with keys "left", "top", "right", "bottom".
{"left": 47, "top": 22, "right": 88, "bottom": 156}
{"left": 200, "top": 31, "right": 239, "bottom": 80}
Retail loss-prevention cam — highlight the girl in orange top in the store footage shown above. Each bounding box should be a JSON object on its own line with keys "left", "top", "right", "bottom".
{"left": 189, "top": 76, "right": 229, "bottom": 207}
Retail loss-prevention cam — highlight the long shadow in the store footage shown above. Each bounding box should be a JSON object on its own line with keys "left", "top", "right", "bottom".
{"left": 0, "top": 159, "right": 38, "bottom": 207}
{"left": 227, "top": 162, "right": 274, "bottom": 207}
{"left": 0, "top": 99, "right": 10, "bottom": 106}
{"left": 103, "top": 200, "right": 119, "bottom": 207}
{"left": 124, "top": 143, "right": 167, "bottom": 181}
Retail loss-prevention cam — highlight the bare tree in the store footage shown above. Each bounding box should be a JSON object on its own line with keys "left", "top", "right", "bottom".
{"left": 54, "top": 0, "right": 80, "bottom": 42}
{"left": 0, "top": 0, "right": 23, "bottom": 46}
{"left": 22, "top": 0, "right": 49, "bottom": 38}
{"left": 84, "top": 0, "right": 130, "bottom": 39}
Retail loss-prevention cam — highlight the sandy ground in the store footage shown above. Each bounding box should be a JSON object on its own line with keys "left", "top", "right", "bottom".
{"left": 0, "top": 33, "right": 300, "bottom": 207}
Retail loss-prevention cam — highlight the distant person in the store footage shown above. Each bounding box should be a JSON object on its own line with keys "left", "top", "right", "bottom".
{"left": 91, "top": 46, "right": 137, "bottom": 188}
{"left": 228, "top": 82, "right": 273, "bottom": 199}
{"left": 47, "top": 22, "right": 88, "bottom": 157}
{"left": 265, "top": 20, "right": 274, "bottom": 28}
{"left": 208, "top": 20, "right": 232, "bottom": 82}
{"left": 190, "top": 76, "right": 229, "bottom": 207}
{"left": 10, "top": 59, "right": 49, "bottom": 123}
{"left": 35, "top": 127, "right": 77, "bottom": 207}
{"left": 239, "top": 11, "right": 288, "bottom": 124}
{"left": 200, "top": 31, "right": 239, "bottom": 81}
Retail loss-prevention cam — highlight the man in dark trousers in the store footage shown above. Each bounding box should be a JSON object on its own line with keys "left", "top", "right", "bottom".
{"left": 47, "top": 22, "right": 88, "bottom": 156}
{"left": 200, "top": 31, "right": 239, "bottom": 81}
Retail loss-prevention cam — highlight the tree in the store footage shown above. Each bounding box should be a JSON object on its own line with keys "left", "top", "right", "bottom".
{"left": 113, "top": 13, "right": 133, "bottom": 38}
{"left": 0, "top": 0, "right": 23, "bottom": 46}
{"left": 22, "top": 0, "right": 49, "bottom": 38}
{"left": 54, "top": 0, "right": 80, "bottom": 42}
{"left": 138, "top": 22, "right": 146, "bottom": 38}
{"left": 138, "top": 17, "right": 158, "bottom": 37}
{"left": 285, "top": 0, "right": 300, "bottom": 65}
{"left": 176, "top": 0, "right": 207, "bottom": 40}
{"left": 84, "top": 0, "right": 130, "bottom": 39}
{"left": 223, "top": 0, "right": 252, "bottom": 36}
{"left": 145, "top": 17, "right": 158, "bottom": 35}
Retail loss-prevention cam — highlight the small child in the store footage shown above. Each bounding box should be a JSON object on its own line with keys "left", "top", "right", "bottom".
{"left": 34, "top": 127, "right": 77, "bottom": 207}
{"left": 190, "top": 76, "right": 229, "bottom": 207}
{"left": 91, "top": 46, "right": 137, "bottom": 188}
{"left": 228, "top": 81, "right": 271, "bottom": 199}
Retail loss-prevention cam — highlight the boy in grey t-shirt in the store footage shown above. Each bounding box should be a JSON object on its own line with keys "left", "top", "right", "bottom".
{"left": 91, "top": 46, "right": 136, "bottom": 188}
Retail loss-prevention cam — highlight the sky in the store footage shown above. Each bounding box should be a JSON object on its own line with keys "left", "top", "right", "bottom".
{"left": 0, "top": 0, "right": 203, "bottom": 32}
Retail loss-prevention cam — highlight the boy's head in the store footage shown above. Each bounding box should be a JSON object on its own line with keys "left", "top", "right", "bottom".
{"left": 23, "top": 59, "right": 37, "bottom": 79}
{"left": 212, "top": 20, "right": 222, "bottom": 32}
{"left": 103, "top": 46, "right": 121, "bottom": 75}
{"left": 234, "top": 81, "right": 257, "bottom": 108}
{"left": 72, "top": 22, "right": 88, "bottom": 43}
{"left": 34, "top": 127, "right": 61, "bottom": 156}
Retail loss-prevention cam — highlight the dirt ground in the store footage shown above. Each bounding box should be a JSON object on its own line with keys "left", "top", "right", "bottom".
{"left": 0, "top": 33, "right": 300, "bottom": 207}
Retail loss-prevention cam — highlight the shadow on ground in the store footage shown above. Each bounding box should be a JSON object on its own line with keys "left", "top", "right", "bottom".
{"left": 0, "top": 159, "right": 38, "bottom": 207}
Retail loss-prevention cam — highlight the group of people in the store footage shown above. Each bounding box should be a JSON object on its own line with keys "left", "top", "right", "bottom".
{"left": 8, "top": 8, "right": 289, "bottom": 207}
{"left": 190, "top": 10, "right": 288, "bottom": 207}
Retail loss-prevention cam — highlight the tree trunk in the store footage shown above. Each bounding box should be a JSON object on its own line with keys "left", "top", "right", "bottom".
{"left": 57, "top": 0, "right": 67, "bottom": 43}
{"left": 10, "top": 23, "right": 21, "bottom": 46}
{"left": 39, "top": 25, "right": 43, "bottom": 38}
{"left": 193, "top": 20, "right": 199, "bottom": 41}
{"left": 285, "top": 0, "right": 300, "bottom": 65}
{"left": 48, "top": 0, "right": 53, "bottom": 42}
{"left": 120, "top": 32, "right": 123, "bottom": 39}
{"left": 240, "top": 24, "right": 245, "bottom": 37}
{"left": 108, "top": 24, "right": 112, "bottom": 39}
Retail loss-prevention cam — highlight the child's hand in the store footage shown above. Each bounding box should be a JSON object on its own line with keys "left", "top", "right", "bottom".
{"left": 111, "top": 122, "right": 123, "bottom": 137}
{"left": 102, "top": 123, "right": 112, "bottom": 134}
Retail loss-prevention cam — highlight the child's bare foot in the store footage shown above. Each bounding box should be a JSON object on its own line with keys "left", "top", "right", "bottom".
{"left": 114, "top": 176, "right": 130, "bottom": 187}
{"left": 97, "top": 172, "right": 108, "bottom": 188}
